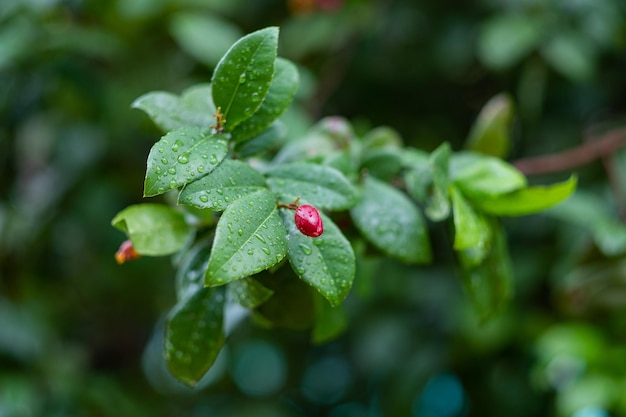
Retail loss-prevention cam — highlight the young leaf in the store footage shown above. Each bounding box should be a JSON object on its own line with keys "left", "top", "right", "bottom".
{"left": 230, "top": 58, "right": 299, "bottom": 143}
{"left": 111, "top": 204, "right": 191, "bottom": 256}
{"left": 476, "top": 175, "right": 577, "bottom": 216}
{"left": 266, "top": 162, "right": 359, "bottom": 210}
{"left": 458, "top": 219, "right": 513, "bottom": 320}
{"left": 465, "top": 93, "right": 514, "bottom": 159}
{"left": 450, "top": 151, "right": 527, "bottom": 199}
{"left": 144, "top": 127, "right": 228, "bottom": 197}
{"left": 165, "top": 287, "right": 225, "bottom": 387}
{"left": 205, "top": 189, "right": 287, "bottom": 286}
{"left": 178, "top": 159, "right": 267, "bottom": 211}
{"left": 450, "top": 186, "right": 491, "bottom": 251}
{"left": 426, "top": 142, "right": 451, "bottom": 221}
{"left": 280, "top": 209, "right": 355, "bottom": 307}
{"left": 351, "top": 176, "right": 431, "bottom": 264}
{"left": 312, "top": 294, "right": 348, "bottom": 344}
{"left": 228, "top": 277, "right": 274, "bottom": 308}
{"left": 211, "top": 27, "right": 278, "bottom": 131}
{"left": 132, "top": 84, "right": 216, "bottom": 133}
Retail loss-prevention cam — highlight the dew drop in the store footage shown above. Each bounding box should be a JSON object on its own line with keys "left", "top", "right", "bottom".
{"left": 161, "top": 157, "right": 168, "bottom": 165}
{"left": 299, "top": 243, "right": 312, "bottom": 255}
{"left": 197, "top": 165, "right": 205, "bottom": 173}
{"left": 199, "top": 195, "right": 209, "bottom": 203}
{"left": 155, "top": 167, "right": 162, "bottom": 174}
{"left": 255, "top": 234, "right": 266, "bottom": 243}
{"left": 247, "top": 249, "right": 254, "bottom": 255}
{"left": 168, "top": 167, "right": 176, "bottom": 175}
{"left": 177, "top": 154, "right": 189, "bottom": 164}
{"left": 261, "top": 247, "right": 271, "bottom": 255}
{"left": 169, "top": 179, "right": 177, "bottom": 188}
{"left": 237, "top": 229, "right": 244, "bottom": 236}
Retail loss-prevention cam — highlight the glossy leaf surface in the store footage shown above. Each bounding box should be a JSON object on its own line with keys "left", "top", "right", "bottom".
{"left": 465, "top": 93, "right": 514, "bottom": 158}
{"left": 426, "top": 142, "right": 451, "bottom": 221}
{"left": 450, "top": 152, "right": 526, "bottom": 199}
{"left": 451, "top": 186, "right": 490, "bottom": 251}
{"left": 144, "top": 127, "right": 228, "bottom": 197}
{"left": 111, "top": 204, "right": 191, "bottom": 256}
{"left": 351, "top": 177, "right": 431, "bottom": 264}
{"left": 205, "top": 190, "right": 287, "bottom": 286}
{"left": 228, "top": 277, "right": 274, "bottom": 308}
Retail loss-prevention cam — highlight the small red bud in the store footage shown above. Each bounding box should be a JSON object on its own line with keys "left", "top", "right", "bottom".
{"left": 115, "top": 239, "right": 141, "bottom": 264}
{"left": 294, "top": 205, "right": 324, "bottom": 237}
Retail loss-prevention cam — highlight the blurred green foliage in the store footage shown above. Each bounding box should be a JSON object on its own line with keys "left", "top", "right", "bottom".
{"left": 1, "top": 0, "right": 626, "bottom": 416}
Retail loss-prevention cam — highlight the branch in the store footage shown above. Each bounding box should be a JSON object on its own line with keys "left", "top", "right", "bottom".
{"left": 513, "top": 128, "right": 626, "bottom": 175}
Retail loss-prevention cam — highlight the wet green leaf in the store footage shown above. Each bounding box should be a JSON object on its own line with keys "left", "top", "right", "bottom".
{"left": 426, "top": 142, "right": 451, "bottom": 221}
{"left": 144, "top": 127, "right": 228, "bottom": 197}
{"left": 351, "top": 176, "right": 431, "bottom": 264}
{"left": 176, "top": 242, "right": 211, "bottom": 302}
{"left": 132, "top": 84, "right": 216, "bottom": 133}
{"left": 165, "top": 287, "right": 225, "bottom": 387}
{"left": 266, "top": 162, "right": 359, "bottom": 210}
{"left": 465, "top": 93, "right": 514, "bottom": 158}
{"left": 450, "top": 151, "right": 527, "bottom": 199}
{"left": 230, "top": 58, "right": 299, "bottom": 143}
{"left": 211, "top": 27, "right": 278, "bottom": 131}
{"left": 111, "top": 204, "right": 191, "bottom": 256}
{"left": 450, "top": 186, "right": 490, "bottom": 251}
{"left": 476, "top": 175, "right": 577, "bottom": 216}
{"left": 234, "top": 122, "right": 286, "bottom": 158}
{"left": 228, "top": 277, "right": 274, "bottom": 308}
{"left": 205, "top": 190, "right": 287, "bottom": 286}
{"left": 280, "top": 210, "right": 355, "bottom": 307}
{"left": 178, "top": 159, "right": 267, "bottom": 211}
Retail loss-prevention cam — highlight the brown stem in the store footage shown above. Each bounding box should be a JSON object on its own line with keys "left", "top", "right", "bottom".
{"left": 513, "top": 128, "right": 626, "bottom": 175}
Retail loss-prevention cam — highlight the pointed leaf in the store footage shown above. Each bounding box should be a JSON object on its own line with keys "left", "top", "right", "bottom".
{"left": 205, "top": 190, "right": 287, "bottom": 286}
{"left": 132, "top": 84, "right": 216, "bottom": 132}
{"left": 144, "top": 127, "right": 228, "bottom": 197}
{"left": 165, "top": 287, "right": 225, "bottom": 387}
{"left": 426, "top": 142, "right": 451, "bottom": 221}
{"left": 230, "top": 58, "right": 299, "bottom": 143}
{"left": 178, "top": 159, "right": 267, "bottom": 211}
{"left": 266, "top": 162, "right": 359, "bottom": 210}
{"left": 476, "top": 175, "right": 577, "bottom": 216}
{"left": 465, "top": 93, "right": 514, "bottom": 158}
{"left": 450, "top": 151, "right": 527, "bottom": 199}
{"left": 280, "top": 209, "right": 355, "bottom": 307}
{"left": 228, "top": 277, "right": 274, "bottom": 308}
{"left": 351, "top": 177, "right": 431, "bottom": 264}
{"left": 111, "top": 204, "right": 191, "bottom": 256}
{"left": 211, "top": 27, "right": 278, "bottom": 131}
{"left": 451, "top": 186, "right": 491, "bottom": 251}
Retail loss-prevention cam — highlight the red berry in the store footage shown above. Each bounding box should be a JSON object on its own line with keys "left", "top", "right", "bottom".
{"left": 115, "top": 239, "right": 141, "bottom": 264}
{"left": 294, "top": 205, "right": 324, "bottom": 237}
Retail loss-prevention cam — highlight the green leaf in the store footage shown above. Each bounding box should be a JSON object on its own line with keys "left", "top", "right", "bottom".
{"left": 478, "top": 14, "right": 541, "bottom": 70}
{"left": 426, "top": 142, "right": 451, "bottom": 221}
{"left": 169, "top": 13, "right": 243, "bottom": 68}
{"left": 351, "top": 176, "right": 431, "bottom": 264}
{"left": 450, "top": 151, "right": 527, "bottom": 199}
{"left": 450, "top": 186, "right": 491, "bottom": 251}
{"left": 144, "top": 127, "right": 228, "bottom": 197}
{"left": 280, "top": 210, "right": 355, "bottom": 307}
{"left": 205, "top": 190, "right": 287, "bottom": 286}
{"left": 476, "top": 175, "right": 577, "bottom": 216}
{"left": 178, "top": 159, "right": 267, "bottom": 211}
{"left": 458, "top": 219, "right": 513, "bottom": 320}
{"left": 361, "top": 126, "right": 403, "bottom": 150}
{"left": 541, "top": 32, "right": 595, "bottom": 82}
{"left": 230, "top": 58, "right": 299, "bottom": 143}
{"left": 132, "top": 84, "right": 216, "bottom": 133}
{"left": 312, "top": 294, "right": 348, "bottom": 344}
{"left": 228, "top": 277, "right": 274, "bottom": 308}
{"left": 465, "top": 93, "right": 514, "bottom": 159}
{"left": 254, "top": 271, "right": 315, "bottom": 330}
{"left": 175, "top": 242, "right": 211, "bottom": 302}
{"left": 403, "top": 148, "right": 431, "bottom": 203}
{"left": 211, "top": 27, "right": 278, "bottom": 131}
{"left": 360, "top": 148, "right": 404, "bottom": 181}
{"left": 165, "top": 287, "right": 225, "bottom": 387}
{"left": 266, "top": 162, "right": 359, "bottom": 211}
{"left": 111, "top": 204, "right": 191, "bottom": 256}
{"left": 234, "top": 122, "right": 286, "bottom": 158}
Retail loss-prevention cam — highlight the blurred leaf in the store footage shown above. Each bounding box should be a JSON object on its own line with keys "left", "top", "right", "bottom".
{"left": 280, "top": 210, "right": 355, "bottom": 307}
{"left": 144, "top": 127, "right": 228, "bottom": 197}
{"left": 0, "top": 17, "right": 38, "bottom": 68}
{"left": 465, "top": 93, "right": 515, "bottom": 158}
{"left": 176, "top": 242, "right": 211, "bottom": 302}
{"left": 205, "top": 190, "right": 287, "bottom": 286}
{"left": 351, "top": 176, "right": 431, "bottom": 264}
{"left": 228, "top": 277, "right": 274, "bottom": 308}
{"left": 230, "top": 58, "right": 299, "bottom": 143}
{"left": 165, "top": 287, "right": 225, "bottom": 387}
{"left": 169, "top": 12, "right": 243, "bottom": 67}
{"left": 361, "top": 126, "right": 403, "bottom": 150}
{"left": 254, "top": 272, "right": 315, "bottom": 330}
{"left": 450, "top": 152, "right": 527, "bottom": 199}
{"left": 112, "top": 204, "right": 191, "bottom": 256}
{"left": 541, "top": 32, "right": 595, "bottom": 82}
{"left": 266, "top": 162, "right": 359, "bottom": 210}
{"left": 178, "top": 159, "right": 266, "bottom": 211}
{"left": 360, "top": 148, "right": 403, "bottom": 181}
{"left": 478, "top": 14, "right": 542, "bottom": 70}
{"left": 132, "top": 84, "right": 216, "bottom": 133}
{"left": 312, "top": 294, "right": 348, "bottom": 344}
{"left": 211, "top": 27, "right": 278, "bottom": 131}
{"left": 458, "top": 218, "right": 513, "bottom": 320}
{"left": 403, "top": 148, "right": 432, "bottom": 203}
{"left": 234, "top": 122, "right": 286, "bottom": 158}
{"left": 476, "top": 175, "right": 577, "bottom": 216}
{"left": 426, "top": 142, "right": 451, "bottom": 221}
{"left": 450, "top": 186, "right": 490, "bottom": 251}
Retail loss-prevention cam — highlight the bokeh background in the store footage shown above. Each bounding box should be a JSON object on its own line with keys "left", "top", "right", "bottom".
{"left": 2, "top": 0, "right": 626, "bottom": 416}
